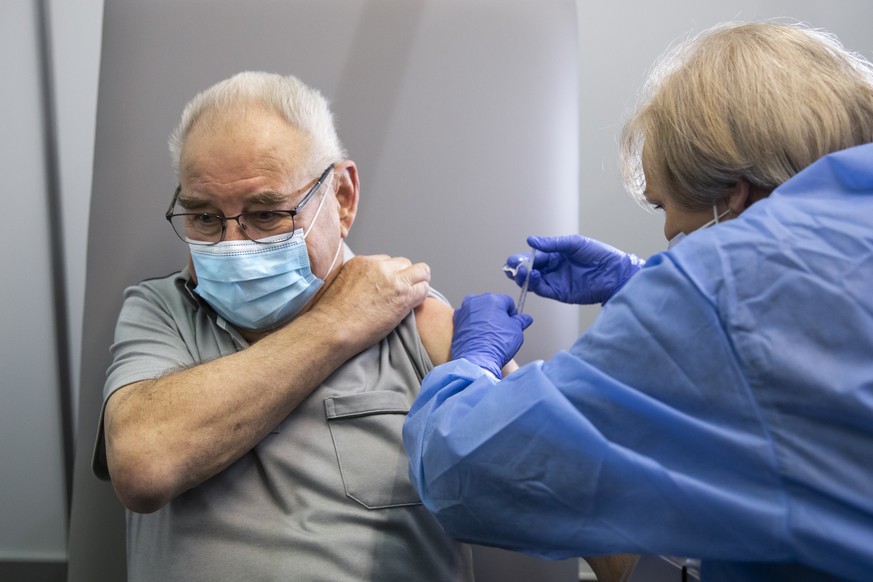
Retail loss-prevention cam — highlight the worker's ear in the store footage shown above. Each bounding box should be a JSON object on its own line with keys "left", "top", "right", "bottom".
{"left": 333, "top": 161, "right": 359, "bottom": 238}
{"left": 728, "top": 179, "right": 771, "bottom": 217}
{"left": 727, "top": 180, "right": 751, "bottom": 217}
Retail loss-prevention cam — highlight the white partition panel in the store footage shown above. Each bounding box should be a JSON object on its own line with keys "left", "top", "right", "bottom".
{"left": 68, "top": 1, "right": 580, "bottom": 580}
{"left": 0, "top": 0, "right": 68, "bottom": 566}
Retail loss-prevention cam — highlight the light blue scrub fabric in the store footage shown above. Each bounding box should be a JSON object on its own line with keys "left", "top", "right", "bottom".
{"left": 403, "top": 144, "right": 873, "bottom": 582}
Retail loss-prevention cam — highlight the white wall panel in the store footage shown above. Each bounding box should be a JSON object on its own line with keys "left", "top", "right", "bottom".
{"left": 0, "top": 0, "right": 67, "bottom": 563}
{"left": 49, "top": 0, "right": 104, "bottom": 441}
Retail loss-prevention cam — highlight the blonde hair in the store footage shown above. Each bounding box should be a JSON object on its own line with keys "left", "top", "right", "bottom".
{"left": 620, "top": 21, "right": 873, "bottom": 209}
{"left": 168, "top": 71, "right": 346, "bottom": 178}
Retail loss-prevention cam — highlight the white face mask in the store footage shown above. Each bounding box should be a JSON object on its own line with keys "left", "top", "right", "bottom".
{"left": 667, "top": 203, "right": 731, "bottom": 249}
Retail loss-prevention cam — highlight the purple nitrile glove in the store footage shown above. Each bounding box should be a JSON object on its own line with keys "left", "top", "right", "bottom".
{"left": 504, "top": 234, "right": 645, "bottom": 305}
{"left": 450, "top": 293, "right": 533, "bottom": 378}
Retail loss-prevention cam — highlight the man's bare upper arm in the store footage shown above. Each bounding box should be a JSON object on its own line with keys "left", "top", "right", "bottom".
{"left": 414, "top": 296, "right": 454, "bottom": 366}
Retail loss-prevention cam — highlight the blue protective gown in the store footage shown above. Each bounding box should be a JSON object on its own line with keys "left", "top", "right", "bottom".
{"left": 403, "top": 144, "right": 873, "bottom": 582}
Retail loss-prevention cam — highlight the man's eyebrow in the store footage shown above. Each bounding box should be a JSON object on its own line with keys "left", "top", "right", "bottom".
{"left": 176, "top": 189, "right": 290, "bottom": 210}
{"left": 247, "top": 190, "right": 290, "bottom": 207}
{"left": 176, "top": 192, "right": 210, "bottom": 210}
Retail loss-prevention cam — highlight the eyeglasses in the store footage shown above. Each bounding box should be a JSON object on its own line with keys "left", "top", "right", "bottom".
{"left": 166, "top": 164, "right": 335, "bottom": 245}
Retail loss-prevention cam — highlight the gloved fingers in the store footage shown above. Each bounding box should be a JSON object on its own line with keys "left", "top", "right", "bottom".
{"left": 451, "top": 293, "right": 529, "bottom": 376}
{"left": 450, "top": 297, "right": 532, "bottom": 377}
{"left": 505, "top": 246, "right": 551, "bottom": 279}
{"left": 512, "top": 264, "right": 535, "bottom": 287}
{"left": 530, "top": 234, "right": 639, "bottom": 268}
{"left": 515, "top": 266, "right": 535, "bottom": 287}
{"left": 503, "top": 253, "right": 531, "bottom": 279}
{"left": 504, "top": 253, "right": 529, "bottom": 269}
{"left": 452, "top": 293, "right": 526, "bottom": 328}
{"left": 527, "top": 234, "right": 590, "bottom": 254}
{"left": 513, "top": 313, "right": 534, "bottom": 330}
{"left": 525, "top": 269, "right": 544, "bottom": 293}
{"left": 525, "top": 270, "right": 559, "bottom": 300}
{"left": 493, "top": 292, "right": 517, "bottom": 312}
{"left": 505, "top": 251, "right": 546, "bottom": 287}
{"left": 455, "top": 293, "right": 515, "bottom": 322}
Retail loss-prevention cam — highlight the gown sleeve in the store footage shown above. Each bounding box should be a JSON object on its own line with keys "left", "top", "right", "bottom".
{"left": 403, "top": 252, "right": 789, "bottom": 562}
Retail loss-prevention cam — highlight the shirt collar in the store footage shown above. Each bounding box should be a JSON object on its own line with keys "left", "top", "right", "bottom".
{"left": 174, "top": 265, "right": 202, "bottom": 311}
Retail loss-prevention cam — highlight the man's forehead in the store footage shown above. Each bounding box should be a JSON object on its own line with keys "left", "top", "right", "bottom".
{"left": 181, "top": 125, "right": 313, "bottom": 186}
{"left": 183, "top": 107, "right": 311, "bottom": 161}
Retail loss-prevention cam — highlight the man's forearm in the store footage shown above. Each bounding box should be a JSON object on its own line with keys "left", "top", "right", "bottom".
{"left": 105, "top": 307, "right": 368, "bottom": 513}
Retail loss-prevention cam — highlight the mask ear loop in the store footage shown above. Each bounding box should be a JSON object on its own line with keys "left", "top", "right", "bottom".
{"left": 703, "top": 203, "right": 732, "bottom": 228}
{"left": 324, "top": 238, "right": 344, "bottom": 277}
{"left": 303, "top": 170, "right": 344, "bottom": 278}
{"left": 303, "top": 171, "right": 335, "bottom": 240}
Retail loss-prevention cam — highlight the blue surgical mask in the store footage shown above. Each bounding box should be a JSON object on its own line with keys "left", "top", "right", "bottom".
{"left": 189, "top": 185, "right": 342, "bottom": 331}
{"left": 667, "top": 203, "right": 731, "bottom": 249}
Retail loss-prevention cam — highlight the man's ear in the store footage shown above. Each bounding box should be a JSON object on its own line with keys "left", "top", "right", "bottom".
{"left": 333, "top": 161, "right": 360, "bottom": 238}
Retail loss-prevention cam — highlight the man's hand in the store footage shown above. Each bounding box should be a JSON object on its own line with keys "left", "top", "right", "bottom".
{"left": 312, "top": 255, "right": 432, "bottom": 347}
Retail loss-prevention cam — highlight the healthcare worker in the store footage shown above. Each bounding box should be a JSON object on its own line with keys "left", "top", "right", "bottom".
{"left": 403, "top": 21, "right": 873, "bottom": 582}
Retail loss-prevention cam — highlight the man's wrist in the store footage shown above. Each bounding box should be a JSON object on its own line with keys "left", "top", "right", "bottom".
{"left": 281, "top": 307, "right": 358, "bottom": 359}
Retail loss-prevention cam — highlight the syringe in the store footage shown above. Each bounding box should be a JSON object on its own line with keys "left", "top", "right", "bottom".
{"left": 516, "top": 248, "right": 536, "bottom": 315}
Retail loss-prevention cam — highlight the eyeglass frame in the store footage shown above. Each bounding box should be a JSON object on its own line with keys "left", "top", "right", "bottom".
{"left": 165, "top": 164, "right": 336, "bottom": 245}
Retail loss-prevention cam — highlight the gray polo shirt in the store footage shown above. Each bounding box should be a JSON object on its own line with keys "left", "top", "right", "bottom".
{"left": 93, "top": 262, "right": 473, "bottom": 582}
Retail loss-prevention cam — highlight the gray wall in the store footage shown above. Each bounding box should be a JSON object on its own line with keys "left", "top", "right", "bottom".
{"left": 0, "top": 0, "right": 102, "bottom": 571}
{"left": 1, "top": 0, "right": 67, "bottom": 563}
{"left": 4, "top": 0, "right": 873, "bottom": 580}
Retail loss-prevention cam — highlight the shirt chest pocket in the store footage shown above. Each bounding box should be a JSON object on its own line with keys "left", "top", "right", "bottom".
{"left": 324, "top": 390, "right": 423, "bottom": 509}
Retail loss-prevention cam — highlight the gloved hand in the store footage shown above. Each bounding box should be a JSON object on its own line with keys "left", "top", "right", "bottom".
{"left": 450, "top": 293, "right": 533, "bottom": 378}
{"left": 504, "top": 234, "right": 645, "bottom": 305}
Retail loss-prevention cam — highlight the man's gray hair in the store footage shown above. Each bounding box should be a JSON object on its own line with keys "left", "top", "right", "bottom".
{"left": 168, "top": 71, "right": 347, "bottom": 178}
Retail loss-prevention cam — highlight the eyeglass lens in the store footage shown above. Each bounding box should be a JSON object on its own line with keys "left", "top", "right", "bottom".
{"left": 170, "top": 211, "right": 297, "bottom": 244}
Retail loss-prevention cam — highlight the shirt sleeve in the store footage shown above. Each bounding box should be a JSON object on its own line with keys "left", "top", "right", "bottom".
{"left": 93, "top": 279, "right": 198, "bottom": 480}
{"left": 103, "top": 282, "right": 198, "bottom": 401}
{"left": 403, "top": 253, "right": 789, "bottom": 561}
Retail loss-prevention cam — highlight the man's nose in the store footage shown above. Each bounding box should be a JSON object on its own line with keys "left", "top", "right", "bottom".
{"left": 224, "top": 218, "right": 249, "bottom": 241}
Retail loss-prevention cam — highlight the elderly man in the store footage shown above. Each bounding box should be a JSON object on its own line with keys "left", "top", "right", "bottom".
{"left": 92, "top": 71, "right": 474, "bottom": 581}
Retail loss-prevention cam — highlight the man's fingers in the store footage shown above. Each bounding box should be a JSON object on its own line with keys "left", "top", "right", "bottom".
{"left": 399, "top": 261, "right": 432, "bottom": 306}
{"left": 335, "top": 254, "right": 432, "bottom": 311}
{"left": 400, "top": 261, "right": 431, "bottom": 285}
